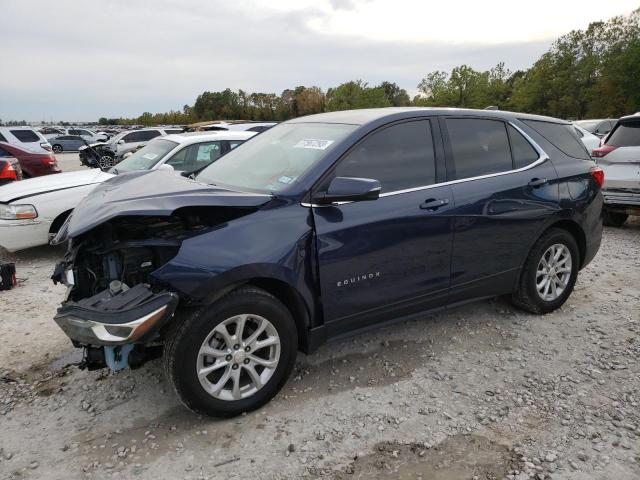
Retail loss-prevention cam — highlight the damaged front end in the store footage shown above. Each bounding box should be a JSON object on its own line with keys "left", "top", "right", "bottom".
{"left": 50, "top": 170, "right": 272, "bottom": 371}
{"left": 51, "top": 206, "right": 257, "bottom": 371}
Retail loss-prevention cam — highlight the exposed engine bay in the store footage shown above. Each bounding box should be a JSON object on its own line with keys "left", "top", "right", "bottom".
{"left": 51, "top": 206, "right": 258, "bottom": 370}
{"left": 57, "top": 206, "right": 254, "bottom": 302}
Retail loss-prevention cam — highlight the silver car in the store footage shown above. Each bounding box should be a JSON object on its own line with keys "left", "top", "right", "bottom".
{"left": 97, "top": 128, "right": 183, "bottom": 161}
{"left": 50, "top": 135, "right": 88, "bottom": 153}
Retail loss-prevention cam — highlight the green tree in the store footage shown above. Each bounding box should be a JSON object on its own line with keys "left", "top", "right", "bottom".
{"left": 379, "top": 81, "right": 410, "bottom": 106}
{"left": 325, "top": 81, "right": 390, "bottom": 111}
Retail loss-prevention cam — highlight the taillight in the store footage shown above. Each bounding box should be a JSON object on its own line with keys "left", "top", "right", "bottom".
{"left": 0, "top": 161, "right": 17, "bottom": 180}
{"left": 591, "top": 145, "right": 617, "bottom": 158}
{"left": 40, "top": 142, "right": 52, "bottom": 152}
{"left": 41, "top": 155, "right": 57, "bottom": 167}
{"left": 590, "top": 166, "right": 604, "bottom": 188}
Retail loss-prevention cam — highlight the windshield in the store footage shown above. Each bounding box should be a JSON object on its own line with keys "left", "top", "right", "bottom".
{"left": 195, "top": 122, "right": 357, "bottom": 193}
{"left": 111, "top": 139, "right": 178, "bottom": 173}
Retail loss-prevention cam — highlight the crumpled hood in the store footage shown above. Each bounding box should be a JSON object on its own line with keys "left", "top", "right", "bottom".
{"left": 66, "top": 170, "right": 272, "bottom": 237}
{"left": 0, "top": 169, "right": 113, "bottom": 203}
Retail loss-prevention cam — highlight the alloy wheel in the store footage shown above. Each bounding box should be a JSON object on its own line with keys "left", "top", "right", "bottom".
{"left": 535, "top": 243, "right": 572, "bottom": 302}
{"left": 196, "top": 314, "right": 280, "bottom": 401}
{"left": 98, "top": 155, "right": 115, "bottom": 170}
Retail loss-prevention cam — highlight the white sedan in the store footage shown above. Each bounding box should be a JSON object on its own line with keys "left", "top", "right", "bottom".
{"left": 0, "top": 169, "right": 113, "bottom": 251}
{"left": 0, "top": 131, "right": 255, "bottom": 252}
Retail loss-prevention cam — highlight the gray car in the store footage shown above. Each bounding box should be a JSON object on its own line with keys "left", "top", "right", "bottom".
{"left": 50, "top": 135, "right": 88, "bottom": 153}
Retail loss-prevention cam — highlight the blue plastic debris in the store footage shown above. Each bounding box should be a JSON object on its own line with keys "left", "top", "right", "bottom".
{"left": 104, "top": 344, "right": 134, "bottom": 371}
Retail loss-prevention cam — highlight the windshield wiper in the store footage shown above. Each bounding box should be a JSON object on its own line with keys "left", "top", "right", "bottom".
{"left": 112, "top": 168, "right": 119, "bottom": 175}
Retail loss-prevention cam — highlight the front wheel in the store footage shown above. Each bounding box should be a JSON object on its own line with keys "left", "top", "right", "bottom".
{"left": 603, "top": 210, "right": 628, "bottom": 227}
{"left": 163, "top": 287, "right": 298, "bottom": 417}
{"left": 512, "top": 228, "right": 579, "bottom": 314}
{"left": 98, "top": 154, "right": 115, "bottom": 170}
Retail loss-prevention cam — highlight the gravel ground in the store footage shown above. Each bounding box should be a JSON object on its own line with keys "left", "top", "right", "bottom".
{"left": 0, "top": 202, "right": 638, "bottom": 479}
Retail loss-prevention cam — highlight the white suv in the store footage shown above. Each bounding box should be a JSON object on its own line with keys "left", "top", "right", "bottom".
{"left": 592, "top": 113, "right": 640, "bottom": 226}
{"left": 0, "top": 126, "right": 52, "bottom": 154}
{"left": 98, "top": 128, "right": 183, "bottom": 160}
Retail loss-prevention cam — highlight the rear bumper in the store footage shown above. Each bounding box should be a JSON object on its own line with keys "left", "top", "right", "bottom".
{"left": 602, "top": 188, "right": 640, "bottom": 211}
{"left": 54, "top": 283, "right": 178, "bottom": 346}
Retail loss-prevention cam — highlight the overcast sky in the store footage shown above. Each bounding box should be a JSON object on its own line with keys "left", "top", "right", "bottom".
{"left": 1, "top": 0, "right": 637, "bottom": 122}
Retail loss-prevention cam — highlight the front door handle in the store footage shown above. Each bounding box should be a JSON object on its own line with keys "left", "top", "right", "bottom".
{"left": 420, "top": 198, "right": 449, "bottom": 210}
{"left": 528, "top": 177, "right": 547, "bottom": 188}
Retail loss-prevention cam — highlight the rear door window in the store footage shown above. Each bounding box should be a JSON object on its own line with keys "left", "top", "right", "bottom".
{"left": 10, "top": 130, "right": 40, "bottom": 142}
{"left": 522, "top": 120, "right": 590, "bottom": 160}
{"left": 606, "top": 120, "right": 640, "bottom": 147}
{"left": 333, "top": 120, "right": 436, "bottom": 193}
{"left": 445, "top": 118, "right": 512, "bottom": 179}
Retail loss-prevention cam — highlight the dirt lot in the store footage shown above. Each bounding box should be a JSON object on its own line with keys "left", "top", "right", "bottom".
{"left": 0, "top": 193, "right": 638, "bottom": 479}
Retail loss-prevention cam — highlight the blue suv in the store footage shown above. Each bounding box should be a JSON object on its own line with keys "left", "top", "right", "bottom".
{"left": 51, "top": 108, "right": 604, "bottom": 416}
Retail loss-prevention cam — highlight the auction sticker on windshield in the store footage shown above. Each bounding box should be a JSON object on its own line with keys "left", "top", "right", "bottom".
{"left": 143, "top": 153, "right": 159, "bottom": 160}
{"left": 294, "top": 139, "right": 334, "bottom": 150}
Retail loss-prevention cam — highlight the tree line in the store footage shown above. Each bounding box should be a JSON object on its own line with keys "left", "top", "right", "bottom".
{"left": 99, "top": 9, "right": 639, "bottom": 126}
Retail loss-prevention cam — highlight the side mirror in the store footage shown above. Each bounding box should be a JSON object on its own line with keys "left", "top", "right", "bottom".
{"left": 118, "top": 139, "right": 125, "bottom": 145}
{"left": 313, "top": 177, "right": 381, "bottom": 205}
{"left": 157, "top": 163, "right": 174, "bottom": 172}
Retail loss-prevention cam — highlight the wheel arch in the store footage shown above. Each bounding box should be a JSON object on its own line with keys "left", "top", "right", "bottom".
{"left": 194, "top": 276, "right": 314, "bottom": 354}
{"left": 49, "top": 209, "right": 73, "bottom": 235}
{"left": 539, "top": 219, "right": 587, "bottom": 268}
{"left": 243, "top": 278, "right": 312, "bottom": 353}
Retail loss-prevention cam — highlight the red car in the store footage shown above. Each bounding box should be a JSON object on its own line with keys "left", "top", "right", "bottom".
{"left": 0, "top": 153, "right": 23, "bottom": 185}
{"left": 0, "top": 142, "right": 60, "bottom": 177}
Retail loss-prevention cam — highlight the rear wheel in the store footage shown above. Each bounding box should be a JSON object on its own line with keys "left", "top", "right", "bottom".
{"left": 163, "top": 287, "right": 297, "bottom": 417}
{"left": 52, "top": 144, "right": 63, "bottom": 153}
{"left": 603, "top": 210, "right": 628, "bottom": 227}
{"left": 512, "top": 228, "right": 579, "bottom": 314}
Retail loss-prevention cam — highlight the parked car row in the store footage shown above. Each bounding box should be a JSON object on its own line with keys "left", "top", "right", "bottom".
{"left": 0, "top": 127, "right": 59, "bottom": 178}
{"left": 42, "top": 127, "right": 109, "bottom": 145}
{"left": 0, "top": 130, "right": 255, "bottom": 251}
{"left": 81, "top": 127, "right": 184, "bottom": 168}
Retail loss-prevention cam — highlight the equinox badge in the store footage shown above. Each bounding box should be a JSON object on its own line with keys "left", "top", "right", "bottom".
{"left": 337, "top": 272, "right": 381, "bottom": 287}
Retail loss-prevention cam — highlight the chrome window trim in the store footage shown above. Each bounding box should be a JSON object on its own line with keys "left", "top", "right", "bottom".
{"left": 302, "top": 121, "right": 548, "bottom": 207}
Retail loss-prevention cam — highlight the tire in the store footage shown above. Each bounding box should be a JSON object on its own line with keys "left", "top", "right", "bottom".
{"left": 511, "top": 228, "right": 579, "bottom": 314}
{"left": 163, "top": 286, "right": 298, "bottom": 417}
{"left": 52, "top": 144, "right": 63, "bottom": 153}
{"left": 98, "top": 154, "right": 115, "bottom": 170}
{"left": 603, "top": 210, "right": 628, "bottom": 227}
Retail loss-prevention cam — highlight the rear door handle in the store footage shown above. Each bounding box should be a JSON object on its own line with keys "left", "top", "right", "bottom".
{"left": 420, "top": 198, "right": 449, "bottom": 210}
{"left": 528, "top": 177, "right": 547, "bottom": 188}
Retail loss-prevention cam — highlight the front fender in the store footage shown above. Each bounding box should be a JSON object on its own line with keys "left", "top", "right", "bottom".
{"left": 151, "top": 203, "right": 317, "bottom": 314}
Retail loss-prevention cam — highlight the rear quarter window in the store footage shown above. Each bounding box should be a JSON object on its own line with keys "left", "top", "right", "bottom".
{"left": 606, "top": 120, "right": 640, "bottom": 147}
{"left": 10, "top": 129, "right": 40, "bottom": 143}
{"left": 522, "top": 120, "right": 590, "bottom": 160}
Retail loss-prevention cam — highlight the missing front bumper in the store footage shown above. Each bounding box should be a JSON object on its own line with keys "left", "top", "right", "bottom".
{"left": 54, "top": 284, "right": 178, "bottom": 346}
